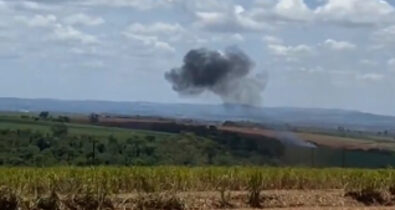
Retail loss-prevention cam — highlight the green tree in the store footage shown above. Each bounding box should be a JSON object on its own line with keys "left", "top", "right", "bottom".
{"left": 51, "top": 124, "right": 68, "bottom": 137}
{"left": 89, "top": 113, "right": 99, "bottom": 123}
{"left": 107, "top": 136, "right": 119, "bottom": 155}
{"left": 35, "top": 138, "right": 51, "bottom": 151}
{"left": 39, "top": 111, "right": 49, "bottom": 119}
{"left": 55, "top": 116, "right": 70, "bottom": 123}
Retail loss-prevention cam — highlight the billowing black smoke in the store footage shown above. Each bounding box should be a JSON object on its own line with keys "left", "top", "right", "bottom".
{"left": 165, "top": 47, "right": 266, "bottom": 106}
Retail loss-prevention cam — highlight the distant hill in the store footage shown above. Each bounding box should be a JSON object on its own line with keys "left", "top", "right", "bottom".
{"left": 0, "top": 97, "right": 395, "bottom": 131}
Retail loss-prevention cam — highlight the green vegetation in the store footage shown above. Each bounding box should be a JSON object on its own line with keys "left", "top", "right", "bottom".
{"left": 0, "top": 167, "right": 393, "bottom": 194}
{"left": 0, "top": 114, "right": 280, "bottom": 166}
{"left": 0, "top": 112, "right": 394, "bottom": 168}
{"left": 0, "top": 167, "right": 394, "bottom": 209}
{"left": 0, "top": 113, "right": 395, "bottom": 208}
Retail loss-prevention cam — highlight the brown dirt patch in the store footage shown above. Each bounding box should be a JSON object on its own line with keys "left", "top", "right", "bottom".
{"left": 115, "top": 190, "right": 385, "bottom": 209}
{"left": 219, "top": 126, "right": 395, "bottom": 151}
{"left": 5, "top": 190, "right": 395, "bottom": 209}
{"left": 345, "top": 189, "right": 394, "bottom": 206}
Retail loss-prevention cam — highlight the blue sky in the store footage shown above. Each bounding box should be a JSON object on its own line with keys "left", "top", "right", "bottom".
{"left": 1, "top": 0, "right": 395, "bottom": 115}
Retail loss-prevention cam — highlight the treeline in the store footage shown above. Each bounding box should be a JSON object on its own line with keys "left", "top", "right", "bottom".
{"left": 20, "top": 111, "right": 70, "bottom": 123}
{"left": 0, "top": 123, "right": 284, "bottom": 166}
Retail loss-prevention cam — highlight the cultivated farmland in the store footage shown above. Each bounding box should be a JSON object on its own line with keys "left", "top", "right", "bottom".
{"left": 0, "top": 167, "right": 395, "bottom": 209}
{"left": 1, "top": 113, "right": 395, "bottom": 209}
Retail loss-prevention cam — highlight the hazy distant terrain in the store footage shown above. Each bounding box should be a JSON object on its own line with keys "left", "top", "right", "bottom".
{"left": 1, "top": 97, "right": 395, "bottom": 131}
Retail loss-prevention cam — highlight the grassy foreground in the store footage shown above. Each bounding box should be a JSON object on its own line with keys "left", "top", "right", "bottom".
{"left": 1, "top": 167, "right": 395, "bottom": 209}
{"left": 1, "top": 167, "right": 394, "bottom": 194}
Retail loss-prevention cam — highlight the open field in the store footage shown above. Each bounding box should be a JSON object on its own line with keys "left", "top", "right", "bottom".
{"left": 0, "top": 114, "right": 285, "bottom": 166}
{"left": 218, "top": 126, "right": 395, "bottom": 152}
{"left": 0, "top": 167, "right": 394, "bottom": 209}
{"left": 0, "top": 113, "right": 394, "bottom": 208}
{"left": 298, "top": 132, "right": 395, "bottom": 151}
{"left": 0, "top": 115, "right": 173, "bottom": 140}
{"left": 1, "top": 113, "right": 394, "bottom": 167}
{"left": 6, "top": 112, "right": 394, "bottom": 154}
{"left": 85, "top": 115, "right": 395, "bottom": 152}
{"left": 1, "top": 167, "right": 394, "bottom": 193}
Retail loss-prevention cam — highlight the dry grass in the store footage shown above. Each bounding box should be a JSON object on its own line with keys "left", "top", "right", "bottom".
{"left": 219, "top": 126, "right": 395, "bottom": 151}
{"left": 0, "top": 167, "right": 394, "bottom": 194}
{"left": 0, "top": 167, "right": 394, "bottom": 209}
{"left": 0, "top": 189, "right": 394, "bottom": 209}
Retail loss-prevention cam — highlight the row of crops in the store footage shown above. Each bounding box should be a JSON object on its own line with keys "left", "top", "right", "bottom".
{"left": 1, "top": 167, "right": 394, "bottom": 195}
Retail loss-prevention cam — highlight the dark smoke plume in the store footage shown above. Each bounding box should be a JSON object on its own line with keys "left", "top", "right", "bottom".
{"left": 165, "top": 47, "right": 266, "bottom": 106}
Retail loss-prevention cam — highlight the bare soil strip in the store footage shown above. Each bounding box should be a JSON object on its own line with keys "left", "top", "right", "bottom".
{"left": 2, "top": 189, "right": 394, "bottom": 209}
{"left": 111, "top": 190, "right": 394, "bottom": 209}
